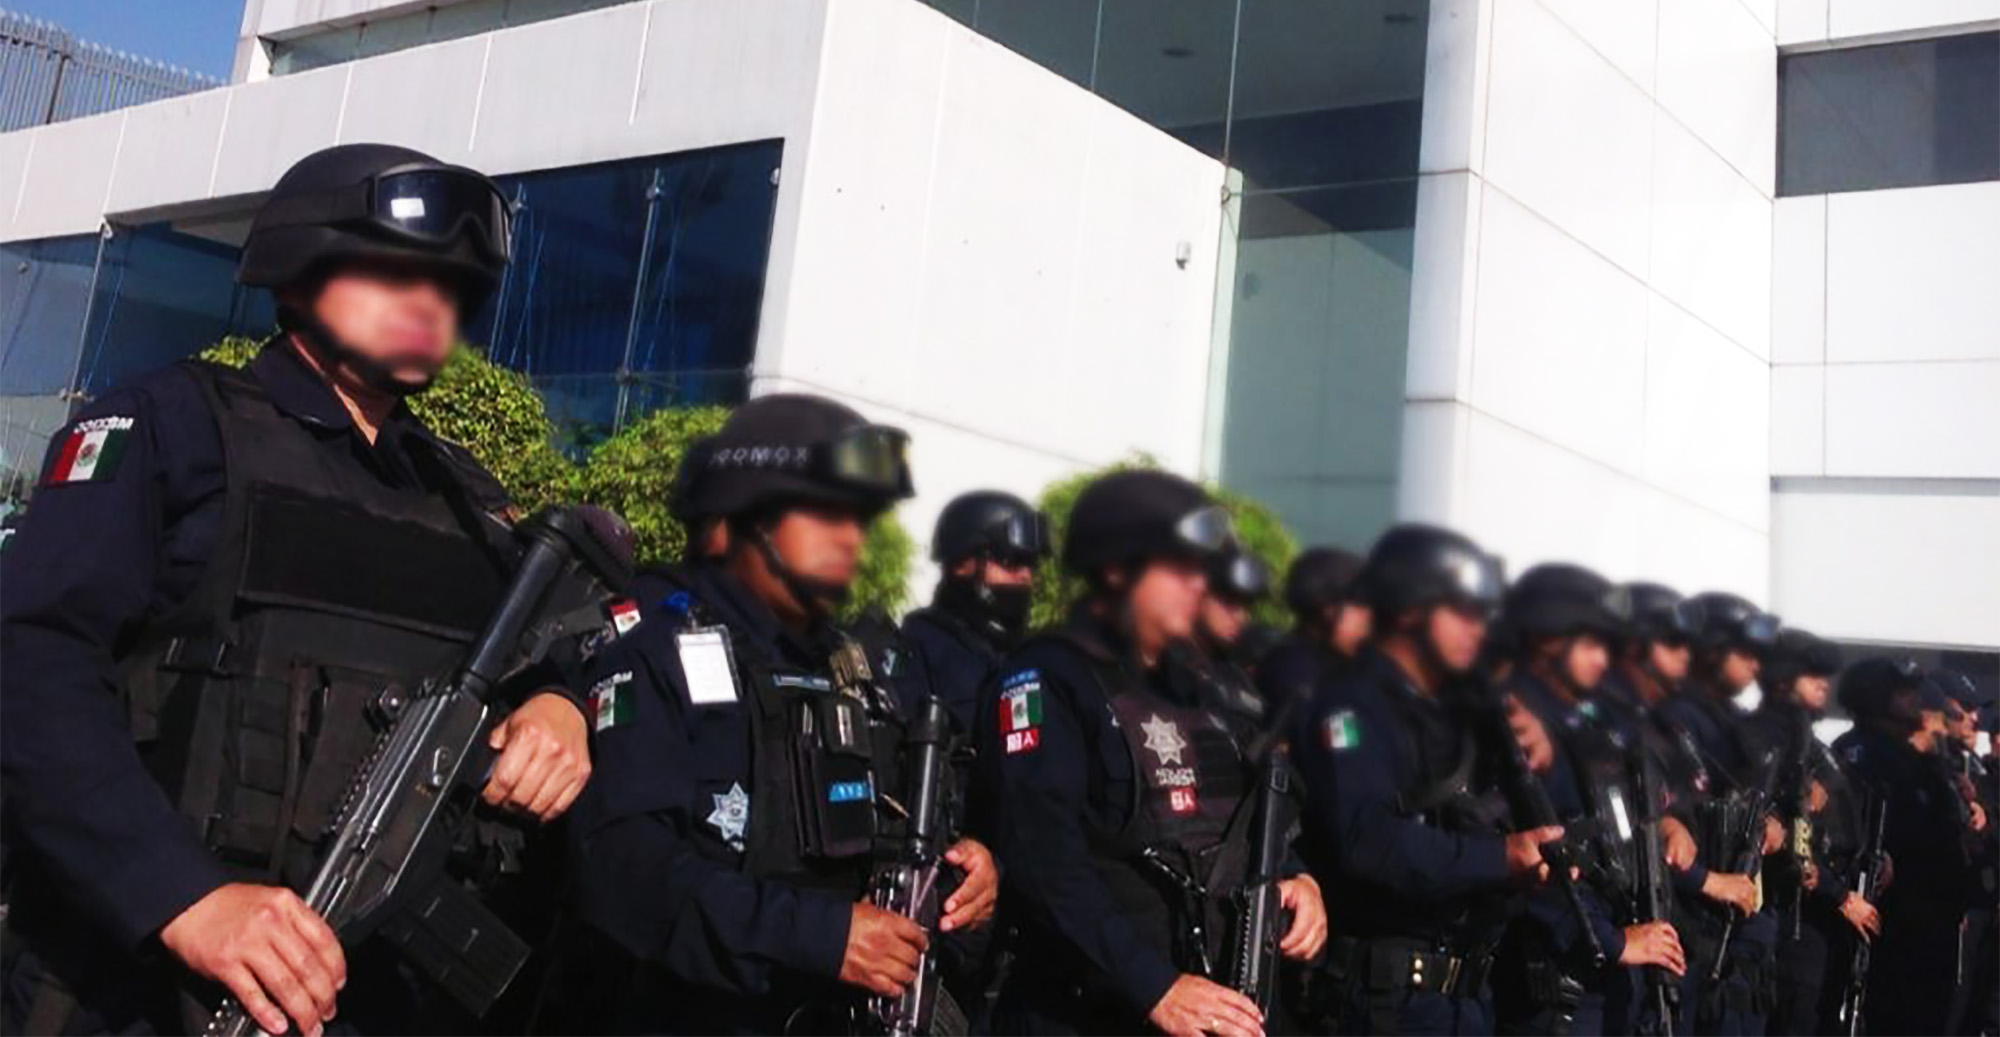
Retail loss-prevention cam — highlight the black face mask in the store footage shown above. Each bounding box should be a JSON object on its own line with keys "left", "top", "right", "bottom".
{"left": 939, "top": 575, "right": 1031, "bottom": 646}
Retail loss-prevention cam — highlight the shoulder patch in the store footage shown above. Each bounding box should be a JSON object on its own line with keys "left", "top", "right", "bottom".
{"left": 608, "top": 598, "right": 642, "bottom": 636}
{"left": 590, "top": 671, "right": 636, "bottom": 732}
{"left": 44, "top": 416, "right": 136, "bottom": 486}
{"left": 998, "top": 672, "right": 1045, "bottom": 755}
{"left": 1323, "top": 708, "right": 1361, "bottom": 751}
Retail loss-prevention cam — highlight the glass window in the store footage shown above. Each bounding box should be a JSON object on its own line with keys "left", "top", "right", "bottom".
{"left": 469, "top": 142, "right": 780, "bottom": 445}
{"left": 271, "top": 24, "right": 360, "bottom": 75}
{"left": 1217, "top": 183, "right": 1417, "bottom": 548}
{"left": 1092, "top": 0, "right": 1235, "bottom": 145}
{"left": 1780, "top": 31, "right": 2000, "bottom": 196}
{"left": 1, "top": 235, "right": 99, "bottom": 493}
{"left": 356, "top": 9, "right": 437, "bottom": 61}
{"left": 77, "top": 224, "right": 274, "bottom": 395}
{"left": 966, "top": 0, "right": 1101, "bottom": 89}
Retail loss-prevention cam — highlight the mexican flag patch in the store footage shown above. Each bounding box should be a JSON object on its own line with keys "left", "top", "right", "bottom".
{"left": 609, "top": 599, "right": 642, "bottom": 636}
{"left": 1323, "top": 709, "right": 1360, "bottom": 751}
{"left": 591, "top": 671, "right": 635, "bottom": 732}
{"left": 45, "top": 416, "right": 135, "bottom": 486}
{"left": 998, "top": 670, "right": 1044, "bottom": 754}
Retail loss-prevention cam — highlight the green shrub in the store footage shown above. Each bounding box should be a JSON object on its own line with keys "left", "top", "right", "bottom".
{"left": 571, "top": 405, "right": 732, "bottom": 569}
{"left": 1030, "top": 456, "right": 1299, "bottom": 630}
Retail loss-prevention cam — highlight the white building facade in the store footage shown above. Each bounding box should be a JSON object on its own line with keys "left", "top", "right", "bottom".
{"left": 1, "top": 0, "right": 1994, "bottom": 674}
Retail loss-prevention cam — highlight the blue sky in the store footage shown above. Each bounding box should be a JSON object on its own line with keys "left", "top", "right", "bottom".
{"left": 8, "top": 0, "right": 243, "bottom": 79}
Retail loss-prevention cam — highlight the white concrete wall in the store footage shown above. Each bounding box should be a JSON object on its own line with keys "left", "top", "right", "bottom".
{"left": 768, "top": 0, "right": 1226, "bottom": 581}
{"left": 2, "top": 0, "right": 1225, "bottom": 601}
{"left": 1768, "top": 181, "right": 2000, "bottom": 648}
{"left": 1405, "top": 0, "right": 1777, "bottom": 602}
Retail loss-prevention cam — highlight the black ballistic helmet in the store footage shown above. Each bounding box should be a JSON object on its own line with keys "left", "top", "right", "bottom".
{"left": 1760, "top": 628, "right": 1842, "bottom": 690}
{"left": 1062, "top": 470, "right": 1233, "bottom": 575}
{"left": 1932, "top": 668, "right": 1993, "bottom": 713}
{"left": 1611, "top": 582, "right": 1700, "bottom": 646}
{"left": 1504, "top": 562, "right": 1622, "bottom": 642}
{"left": 932, "top": 491, "right": 1052, "bottom": 566}
{"left": 1284, "top": 546, "right": 1365, "bottom": 622}
{"left": 1836, "top": 656, "right": 1924, "bottom": 721}
{"left": 1357, "top": 523, "right": 1506, "bottom": 620}
{"left": 671, "top": 394, "right": 913, "bottom": 523}
{"left": 239, "top": 144, "right": 512, "bottom": 315}
{"left": 1689, "top": 591, "right": 1779, "bottom": 653}
{"left": 1208, "top": 547, "right": 1273, "bottom": 605}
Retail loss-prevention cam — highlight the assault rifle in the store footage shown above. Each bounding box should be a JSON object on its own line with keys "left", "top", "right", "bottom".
{"left": 206, "top": 506, "right": 635, "bottom": 1036}
{"left": 1836, "top": 796, "right": 1889, "bottom": 1037}
{"left": 1225, "top": 737, "right": 1294, "bottom": 1014}
{"left": 1629, "top": 745, "right": 1680, "bottom": 1036}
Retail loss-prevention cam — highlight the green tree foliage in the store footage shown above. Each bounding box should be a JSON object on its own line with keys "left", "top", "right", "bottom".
{"left": 1029, "top": 456, "right": 1299, "bottom": 630}
{"left": 198, "top": 337, "right": 914, "bottom": 618}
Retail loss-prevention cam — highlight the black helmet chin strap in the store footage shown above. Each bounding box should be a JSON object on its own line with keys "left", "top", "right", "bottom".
{"left": 278, "top": 305, "right": 439, "bottom": 399}
{"left": 751, "top": 526, "right": 850, "bottom": 619}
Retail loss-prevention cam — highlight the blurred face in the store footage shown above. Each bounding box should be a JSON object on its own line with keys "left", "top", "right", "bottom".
{"left": 1127, "top": 557, "right": 1208, "bottom": 653}
{"left": 1425, "top": 603, "right": 1489, "bottom": 674}
{"left": 1795, "top": 674, "right": 1831, "bottom": 712}
{"left": 1649, "top": 639, "right": 1691, "bottom": 681}
{"left": 1920, "top": 708, "right": 1948, "bottom": 748}
{"left": 949, "top": 556, "right": 1036, "bottom": 588}
{"left": 1721, "top": 648, "right": 1761, "bottom": 692}
{"left": 739, "top": 504, "right": 866, "bottom": 621}
{"left": 1199, "top": 595, "right": 1249, "bottom": 647}
{"left": 1563, "top": 633, "right": 1611, "bottom": 693}
{"left": 311, "top": 259, "right": 459, "bottom": 389}
{"left": 1333, "top": 602, "right": 1372, "bottom": 657}
{"left": 1950, "top": 708, "right": 1977, "bottom": 750}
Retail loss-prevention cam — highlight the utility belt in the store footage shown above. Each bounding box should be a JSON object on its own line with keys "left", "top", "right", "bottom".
{"left": 1326, "top": 935, "right": 1497, "bottom": 1000}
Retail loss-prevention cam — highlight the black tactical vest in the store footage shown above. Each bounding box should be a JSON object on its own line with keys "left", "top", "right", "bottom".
{"left": 1062, "top": 636, "right": 1253, "bottom": 975}
{"left": 120, "top": 361, "right": 514, "bottom": 888}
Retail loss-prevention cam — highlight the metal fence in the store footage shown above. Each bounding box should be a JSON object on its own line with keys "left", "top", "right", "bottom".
{"left": 1, "top": 8, "right": 222, "bottom": 133}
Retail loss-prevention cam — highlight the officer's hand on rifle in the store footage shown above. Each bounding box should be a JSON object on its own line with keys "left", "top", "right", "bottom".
{"left": 1504, "top": 695, "right": 1555, "bottom": 773}
{"left": 1660, "top": 815, "right": 1698, "bottom": 871}
{"left": 840, "top": 902, "right": 928, "bottom": 997}
{"left": 1619, "top": 920, "right": 1686, "bottom": 976}
{"left": 940, "top": 838, "right": 998, "bottom": 932}
{"left": 159, "top": 883, "right": 347, "bottom": 1037}
{"left": 1148, "top": 974, "right": 1264, "bottom": 1037}
{"left": 1761, "top": 813, "right": 1785, "bottom": 855}
{"left": 1700, "top": 872, "right": 1758, "bottom": 917}
{"left": 1276, "top": 874, "right": 1327, "bottom": 961}
{"left": 482, "top": 691, "right": 592, "bottom": 821}
{"left": 1809, "top": 779, "right": 1829, "bottom": 813}
{"left": 1802, "top": 860, "right": 1820, "bottom": 890}
{"left": 1504, "top": 825, "right": 1567, "bottom": 884}
{"left": 1838, "top": 892, "right": 1882, "bottom": 942}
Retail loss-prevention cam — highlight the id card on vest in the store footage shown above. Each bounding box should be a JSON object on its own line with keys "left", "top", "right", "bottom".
{"left": 678, "top": 627, "right": 742, "bottom": 706}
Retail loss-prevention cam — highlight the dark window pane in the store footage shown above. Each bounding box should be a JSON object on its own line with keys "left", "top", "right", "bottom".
{"left": 79, "top": 224, "right": 274, "bottom": 394}
{"left": 1092, "top": 0, "right": 1236, "bottom": 152}
{"left": 1221, "top": 0, "right": 1429, "bottom": 189}
{"left": 1, "top": 235, "right": 98, "bottom": 397}
{"left": 1780, "top": 31, "right": 2000, "bottom": 196}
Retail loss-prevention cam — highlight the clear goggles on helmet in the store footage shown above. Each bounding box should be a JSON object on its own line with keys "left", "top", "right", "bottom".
{"left": 983, "top": 511, "right": 1053, "bottom": 567}
{"left": 259, "top": 164, "right": 513, "bottom": 263}
{"left": 816, "top": 425, "right": 914, "bottom": 501}
{"left": 1739, "top": 611, "right": 1781, "bottom": 648}
{"left": 1215, "top": 553, "right": 1272, "bottom": 601}
{"left": 1173, "top": 505, "right": 1237, "bottom": 556}
{"left": 1443, "top": 548, "right": 1508, "bottom": 617}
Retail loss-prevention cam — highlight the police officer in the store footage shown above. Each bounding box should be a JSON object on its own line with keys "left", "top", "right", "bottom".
{"left": 1936, "top": 669, "right": 2000, "bottom": 1037}
{"left": 1291, "top": 524, "right": 1565, "bottom": 1036}
{"left": 1490, "top": 564, "right": 1687, "bottom": 1036}
{"left": 1194, "top": 544, "right": 1277, "bottom": 726}
{"left": 1747, "top": 629, "right": 1863, "bottom": 1037}
{"left": 901, "top": 490, "right": 1052, "bottom": 732}
{"left": 558, "top": 394, "right": 998, "bottom": 1034}
{"left": 0, "top": 144, "right": 595, "bottom": 1036}
{"left": 1832, "top": 657, "right": 1981, "bottom": 1036}
{"left": 1655, "top": 592, "right": 1783, "bottom": 1036}
{"left": 977, "top": 470, "right": 1327, "bottom": 1036}
{"left": 1256, "top": 547, "right": 1368, "bottom": 722}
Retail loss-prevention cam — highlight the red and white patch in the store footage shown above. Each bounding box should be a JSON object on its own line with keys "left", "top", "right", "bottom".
{"left": 609, "top": 598, "right": 642, "bottom": 636}
{"left": 1004, "top": 728, "right": 1042, "bottom": 755}
{"left": 1168, "top": 788, "right": 1198, "bottom": 814}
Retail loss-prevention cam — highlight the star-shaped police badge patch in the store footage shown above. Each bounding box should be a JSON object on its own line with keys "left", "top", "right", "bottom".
{"left": 1141, "top": 715, "right": 1189, "bottom": 766}
{"left": 708, "top": 782, "right": 750, "bottom": 851}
